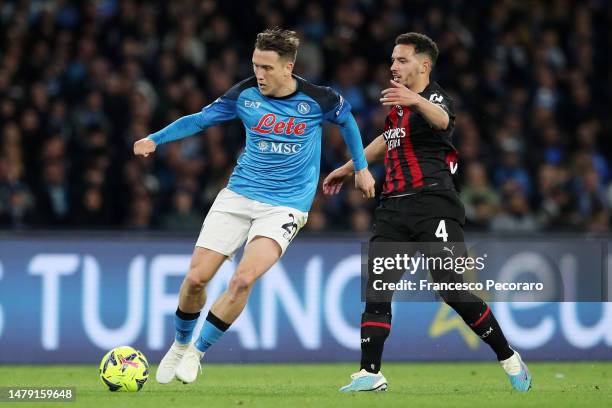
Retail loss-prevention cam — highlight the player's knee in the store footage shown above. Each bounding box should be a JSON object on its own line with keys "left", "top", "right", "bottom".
{"left": 185, "top": 268, "right": 213, "bottom": 290}
{"left": 229, "top": 271, "right": 256, "bottom": 295}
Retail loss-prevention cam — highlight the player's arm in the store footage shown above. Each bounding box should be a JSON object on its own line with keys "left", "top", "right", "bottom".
{"left": 335, "top": 113, "right": 375, "bottom": 198}
{"left": 381, "top": 80, "right": 450, "bottom": 130}
{"left": 320, "top": 88, "right": 375, "bottom": 197}
{"left": 343, "top": 133, "right": 387, "bottom": 172}
{"left": 337, "top": 113, "right": 368, "bottom": 173}
{"left": 133, "top": 113, "right": 207, "bottom": 157}
{"left": 134, "top": 93, "right": 238, "bottom": 157}
{"left": 322, "top": 133, "right": 385, "bottom": 196}
{"left": 413, "top": 96, "right": 449, "bottom": 130}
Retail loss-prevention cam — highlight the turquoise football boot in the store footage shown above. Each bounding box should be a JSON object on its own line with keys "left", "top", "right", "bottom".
{"left": 339, "top": 369, "right": 388, "bottom": 392}
{"left": 502, "top": 350, "right": 532, "bottom": 392}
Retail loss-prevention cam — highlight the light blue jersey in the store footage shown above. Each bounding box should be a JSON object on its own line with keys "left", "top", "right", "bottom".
{"left": 147, "top": 75, "right": 367, "bottom": 212}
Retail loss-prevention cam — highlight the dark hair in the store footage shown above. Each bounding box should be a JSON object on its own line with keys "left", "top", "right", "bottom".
{"left": 255, "top": 28, "right": 300, "bottom": 61}
{"left": 395, "top": 32, "right": 439, "bottom": 66}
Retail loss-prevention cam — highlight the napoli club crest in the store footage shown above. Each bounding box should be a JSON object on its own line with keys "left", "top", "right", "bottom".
{"left": 297, "top": 102, "right": 311, "bottom": 114}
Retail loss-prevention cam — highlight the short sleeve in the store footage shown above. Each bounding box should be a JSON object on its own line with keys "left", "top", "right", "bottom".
{"left": 321, "top": 87, "right": 352, "bottom": 124}
{"left": 427, "top": 91, "right": 455, "bottom": 130}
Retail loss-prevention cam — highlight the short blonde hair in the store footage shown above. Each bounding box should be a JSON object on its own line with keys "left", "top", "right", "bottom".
{"left": 255, "top": 28, "right": 300, "bottom": 61}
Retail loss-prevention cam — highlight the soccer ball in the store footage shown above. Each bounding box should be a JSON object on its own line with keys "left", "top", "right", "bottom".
{"left": 99, "top": 346, "right": 149, "bottom": 392}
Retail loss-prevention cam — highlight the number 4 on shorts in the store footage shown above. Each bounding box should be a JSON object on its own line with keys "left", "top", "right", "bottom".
{"left": 435, "top": 220, "right": 448, "bottom": 242}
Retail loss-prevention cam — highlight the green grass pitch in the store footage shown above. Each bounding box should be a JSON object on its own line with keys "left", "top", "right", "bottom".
{"left": 1, "top": 362, "right": 610, "bottom": 408}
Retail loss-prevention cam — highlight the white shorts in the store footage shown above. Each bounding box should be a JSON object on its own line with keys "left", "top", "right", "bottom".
{"left": 196, "top": 188, "right": 308, "bottom": 259}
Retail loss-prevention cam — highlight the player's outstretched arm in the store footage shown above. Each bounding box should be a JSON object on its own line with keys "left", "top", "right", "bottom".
{"left": 134, "top": 89, "right": 239, "bottom": 157}
{"left": 133, "top": 113, "right": 205, "bottom": 157}
{"left": 133, "top": 112, "right": 208, "bottom": 158}
{"left": 323, "top": 135, "right": 385, "bottom": 196}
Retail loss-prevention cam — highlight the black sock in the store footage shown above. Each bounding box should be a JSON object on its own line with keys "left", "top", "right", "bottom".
{"left": 469, "top": 305, "right": 514, "bottom": 360}
{"left": 176, "top": 307, "right": 200, "bottom": 320}
{"left": 448, "top": 299, "right": 513, "bottom": 361}
{"left": 206, "top": 311, "right": 231, "bottom": 331}
{"left": 360, "top": 303, "right": 392, "bottom": 373}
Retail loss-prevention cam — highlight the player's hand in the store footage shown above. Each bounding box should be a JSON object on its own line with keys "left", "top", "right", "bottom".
{"left": 133, "top": 138, "right": 157, "bottom": 157}
{"left": 354, "top": 168, "right": 376, "bottom": 199}
{"left": 322, "top": 165, "right": 352, "bottom": 195}
{"left": 380, "top": 80, "right": 423, "bottom": 107}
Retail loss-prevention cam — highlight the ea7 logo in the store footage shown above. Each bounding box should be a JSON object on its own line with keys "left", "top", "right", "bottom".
{"left": 245, "top": 100, "right": 261, "bottom": 108}
{"left": 429, "top": 93, "right": 444, "bottom": 104}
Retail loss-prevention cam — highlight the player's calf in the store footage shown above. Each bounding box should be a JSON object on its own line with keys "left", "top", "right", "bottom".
{"left": 360, "top": 309, "right": 392, "bottom": 373}
{"left": 444, "top": 296, "right": 514, "bottom": 361}
{"left": 444, "top": 297, "right": 532, "bottom": 391}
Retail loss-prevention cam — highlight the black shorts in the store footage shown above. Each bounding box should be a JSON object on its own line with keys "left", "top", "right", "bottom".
{"left": 371, "top": 189, "right": 466, "bottom": 244}
{"left": 366, "top": 190, "right": 469, "bottom": 303}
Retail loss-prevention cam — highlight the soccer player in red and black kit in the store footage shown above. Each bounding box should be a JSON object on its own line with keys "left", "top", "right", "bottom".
{"left": 323, "top": 33, "right": 532, "bottom": 393}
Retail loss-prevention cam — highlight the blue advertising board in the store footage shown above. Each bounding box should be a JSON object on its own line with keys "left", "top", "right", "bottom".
{"left": 0, "top": 236, "right": 611, "bottom": 363}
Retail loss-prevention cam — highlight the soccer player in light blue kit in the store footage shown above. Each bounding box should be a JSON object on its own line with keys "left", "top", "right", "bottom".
{"left": 133, "top": 28, "right": 376, "bottom": 384}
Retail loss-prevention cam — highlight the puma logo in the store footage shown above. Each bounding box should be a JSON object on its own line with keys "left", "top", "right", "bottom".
{"left": 442, "top": 246, "right": 455, "bottom": 256}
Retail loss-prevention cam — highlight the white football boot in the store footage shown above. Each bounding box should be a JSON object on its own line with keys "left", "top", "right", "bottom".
{"left": 175, "top": 343, "right": 205, "bottom": 384}
{"left": 155, "top": 341, "right": 189, "bottom": 384}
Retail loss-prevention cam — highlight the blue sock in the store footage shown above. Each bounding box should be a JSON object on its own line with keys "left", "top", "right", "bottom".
{"left": 174, "top": 308, "right": 200, "bottom": 345}
{"left": 195, "top": 312, "right": 231, "bottom": 352}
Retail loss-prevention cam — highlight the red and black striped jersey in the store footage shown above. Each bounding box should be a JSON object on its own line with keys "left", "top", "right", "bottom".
{"left": 382, "top": 81, "right": 458, "bottom": 197}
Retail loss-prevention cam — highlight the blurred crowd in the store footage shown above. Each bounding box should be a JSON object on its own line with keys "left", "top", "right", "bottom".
{"left": 1, "top": 0, "right": 611, "bottom": 233}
